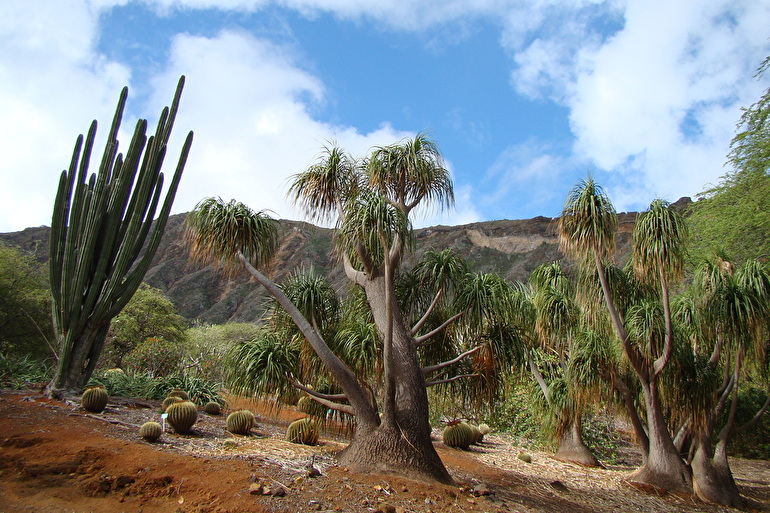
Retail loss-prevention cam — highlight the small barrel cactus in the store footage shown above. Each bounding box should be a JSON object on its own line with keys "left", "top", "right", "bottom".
{"left": 469, "top": 424, "right": 483, "bottom": 444}
{"left": 162, "top": 396, "right": 184, "bottom": 412}
{"left": 104, "top": 368, "right": 125, "bottom": 377}
{"left": 443, "top": 421, "right": 474, "bottom": 449}
{"left": 166, "top": 401, "right": 198, "bottom": 434}
{"left": 226, "top": 410, "right": 255, "bottom": 435}
{"left": 287, "top": 417, "right": 319, "bottom": 446}
{"left": 478, "top": 423, "right": 491, "bottom": 436}
{"left": 204, "top": 401, "right": 221, "bottom": 415}
{"left": 297, "top": 396, "right": 326, "bottom": 417}
{"left": 81, "top": 386, "right": 109, "bottom": 413}
{"left": 140, "top": 421, "right": 162, "bottom": 442}
{"left": 167, "top": 388, "right": 189, "bottom": 401}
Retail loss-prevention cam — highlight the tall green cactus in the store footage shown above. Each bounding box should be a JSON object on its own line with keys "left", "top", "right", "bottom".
{"left": 47, "top": 77, "right": 193, "bottom": 396}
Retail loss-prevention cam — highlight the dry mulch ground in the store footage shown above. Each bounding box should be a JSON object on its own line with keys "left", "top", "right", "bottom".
{"left": 0, "top": 389, "right": 768, "bottom": 513}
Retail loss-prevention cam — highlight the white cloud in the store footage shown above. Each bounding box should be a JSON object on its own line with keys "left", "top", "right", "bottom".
{"left": 0, "top": 0, "right": 130, "bottom": 232}
{"left": 483, "top": 141, "right": 575, "bottom": 219}
{"left": 498, "top": 0, "right": 770, "bottom": 213}
{"left": 144, "top": 29, "right": 414, "bottom": 223}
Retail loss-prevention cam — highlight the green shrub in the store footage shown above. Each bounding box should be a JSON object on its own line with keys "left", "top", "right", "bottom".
{"left": 0, "top": 353, "right": 52, "bottom": 389}
{"left": 124, "top": 337, "right": 183, "bottom": 377}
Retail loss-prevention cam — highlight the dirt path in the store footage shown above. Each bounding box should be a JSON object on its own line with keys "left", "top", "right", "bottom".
{"left": 0, "top": 390, "right": 767, "bottom": 513}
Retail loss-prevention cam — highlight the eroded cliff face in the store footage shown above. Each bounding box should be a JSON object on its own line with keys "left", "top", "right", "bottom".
{"left": 2, "top": 205, "right": 662, "bottom": 324}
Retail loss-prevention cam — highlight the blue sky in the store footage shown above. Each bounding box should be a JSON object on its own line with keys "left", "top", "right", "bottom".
{"left": 1, "top": 0, "right": 768, "bottom": 233}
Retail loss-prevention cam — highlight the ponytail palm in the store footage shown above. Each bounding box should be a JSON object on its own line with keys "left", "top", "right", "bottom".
{"left": 185, "top": 134, "right": 484, "bottom": 485}
{"left": 558, "top": 180, "right": 692, "bottom": 493}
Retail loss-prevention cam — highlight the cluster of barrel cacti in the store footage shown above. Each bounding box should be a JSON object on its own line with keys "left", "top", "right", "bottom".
{"left": 81, "top": 386, "right": 109, "bottom": 413}
{"left": 442, "top": 421, "right": 490, "bottom": 449}
{"left": 226, "top": 410, "right": 256, "bottom": 435}
{"left": 286, "top": 417, "right": 319, "bottom": 445}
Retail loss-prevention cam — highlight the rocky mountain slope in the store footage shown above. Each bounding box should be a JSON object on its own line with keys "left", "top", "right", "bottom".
{"left": 2, "top": 200, "right": 692, "bottom": 324}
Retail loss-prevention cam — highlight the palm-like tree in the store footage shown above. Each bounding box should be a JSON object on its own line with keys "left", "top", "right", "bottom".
{"left": 527, "top": 261, "right": 601, "bottom": 467}
{"left": 680, "top": 257, "right": 770, "bottom": 506}
{"left": 185, "top": 135, "right": 499, "bottom": 484}
{"left": 558, "top": 180, "right": 692, "bottom": 494}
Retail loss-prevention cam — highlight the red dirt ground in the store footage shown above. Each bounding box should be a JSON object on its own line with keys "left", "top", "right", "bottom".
{"left": 0, "top": 390, "right": 768, "bottom": 513}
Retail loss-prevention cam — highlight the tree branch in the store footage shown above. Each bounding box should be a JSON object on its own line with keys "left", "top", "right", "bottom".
{"left": 735, "top": 386, "right": 770, "bottom": 435}
{"left": 291, "top": 380, "right": 349, "bottom": 402}
{"left": 653, "top": 264, "right": 674, "bottom": 378}
{"left": 426, "top": 374, "right": 477, "bottom": 387}
{"left": 414, "top": 310, "right": 465, "bottom": 346}
{"left": 527, "top": 350, "right": 550, "bottom": 403}
{"left": 237, "top": 252, "right": 376, "bottom": 426}
{"left": 422, "top": 345, "right": 481, "bottom": 375}
{"left": 410, "top": 288, "right": 443, "bottom": 336}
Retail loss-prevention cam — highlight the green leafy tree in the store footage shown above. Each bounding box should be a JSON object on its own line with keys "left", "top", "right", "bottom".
{"left": 688, "top": 56, "right": 770, "bottom": 263}
{"left": 47, "top": 77, "right": 192, "bottom": 397}
{"left": 102, "top": 284, "right": 187, "bottom": 368}
{"left": 0, "top": 242, "right": 55, "bottom": 359}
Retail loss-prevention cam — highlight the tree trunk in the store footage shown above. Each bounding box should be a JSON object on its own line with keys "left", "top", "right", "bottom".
{"left": 628, "top": 382, "right": 692, "bottom": 495}
{"left": 356, "top": 274, "right": 453, "bottom": 484}
{"left": 691, "top": 438, "right": 744, "bottom": 507}
{"left": 46, "top": 322, "right": 110, "bottom": 398}
{"left": 555, "top": 416, "right": 602, "bottom": 468}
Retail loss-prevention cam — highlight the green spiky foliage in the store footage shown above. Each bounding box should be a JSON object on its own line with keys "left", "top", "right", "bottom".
{"left": 166, "top": 400, "right": 198, "bottom": 434}
{"left": 162, "top": 396, "right": 184, "bottom": 412}
{"left": 204, "top": 401, "right": 221, "bottom": 415}
{"left": 140, "top": 421, "right": 162, "bottom": 442}
{"left": 81, "top": 386, "right": 108, "bottom": 413}
{"left": 47, "top": 77, "right": 193, "bottom": 396}
{"left": 286, "top": 417, "right": 319, "bottom": 445}
{"left": 442, "top": 421, "right": 474, "bottom": 449}
{"left": 226, "top": 410, "right": 255, "bottom": 435}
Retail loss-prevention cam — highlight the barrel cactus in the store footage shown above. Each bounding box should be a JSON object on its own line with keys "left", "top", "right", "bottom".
{"left": 478, "top": 423, "right": 491, "bottom": 436}
{"left": 287, "top": 417, "right": 319, "bottom": 446}
{"left": 226, "top": 410, "right": 255, "bottom": 435}
{"left": 162, "top": 396, "right": 184, "bottom": 412}
{"left": 166, "top": 401, "right": 198, "bottom": 434}
{"left": 81, "top": 386, "right": 109, "bottom": 413}
{"left": 140, "top": 421, "right": 162, "bottom": 442}
{"left": 469, "top": 424, "right": 483, "bottom": 444}
{"left": 167, "top": 388, "right": 189, "bottom": 401}
{"left": 204, "top": 401, "right": 221, "bottom": 415}
{"left": 443, "top": 421, "right": 474, "bottom": 449}
{"left": 297, "top": 396, "right": 326, "bottom": 418}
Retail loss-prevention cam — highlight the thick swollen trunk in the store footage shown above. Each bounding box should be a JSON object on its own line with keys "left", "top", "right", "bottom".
{"left": 628, "top": 382, "right": 692, "bottom": 495}
{"left": 555, "top": 416, "right": 602, "bottom": 468}
{"left": 691, "top": 438, "right": 743, "bottom": 507}
{"left": 339, "top": 422, "right": 453, "bottom": 484}
{"left": 357, "top": 275, "right": 453, "bottom": 484}
{"left": 46, "top": 322, "right": 110, "bottom": 399}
